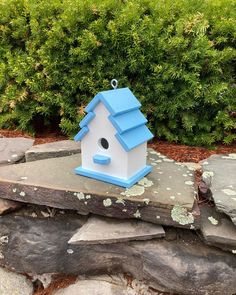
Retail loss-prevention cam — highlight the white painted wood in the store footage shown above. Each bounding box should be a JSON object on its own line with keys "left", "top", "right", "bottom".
{"left": 81, "top": 103, "right": 128, "bottom": 179}
{"left": 81, "top": 102, "right": 148, "bottom": 180}
{"left": 127, "top": 142, "right": 147, "bottom": 178}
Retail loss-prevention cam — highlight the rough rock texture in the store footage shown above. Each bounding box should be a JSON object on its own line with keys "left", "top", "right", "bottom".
{"left": 0, "top": 137, "right": 34, "bottom": 166}
{"left": 201, "top": 154, "right": 236, "bottom": 225}
{"left": 0, "top": 149, "right": 200, "bottom": 229}
{"left": 0, "top": 266, "right": 33, "bottom": 295}
{"left": 200, "top": 206, "right": 236, "bottom": 252}
{"left": 68, "top": 215, "right": 165, "bottom": 245}
{"left": 53, "top": 276, "right": 126, "bottom": 295}
{"left": 182, "top": 162, "right": 201, "bottom": 171}
{"left": 25, "top": 140, "right": 81, "bottom": 162}
{"left": 32, "top": 273, "right": 53, "bottom": 289}
{"left": 0, "top": 214, "right": 235, "bottom": 295}
{"left": 0, "top": 198, "right": 22, "bottom": 215}
{"left": 52, "top": 275, "right": 157, "bottom": 295}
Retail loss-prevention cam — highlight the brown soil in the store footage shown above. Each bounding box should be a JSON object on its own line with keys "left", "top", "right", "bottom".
{"left": 1, "top": 129, "right": 235, "bottom": 162}
{"left": 149, "top": 139, "right": 236, "bottom": 163}
{"left": 0, "top": 129, "right": 66, "bottom": 145}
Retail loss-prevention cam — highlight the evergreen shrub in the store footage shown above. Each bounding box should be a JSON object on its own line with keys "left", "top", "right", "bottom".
{"left": 0, "top": 0, "right": 235, "bottom": 145}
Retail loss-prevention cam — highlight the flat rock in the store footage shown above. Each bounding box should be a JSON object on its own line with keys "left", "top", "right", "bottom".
{"left": 0, "top": 149, "right": 199, "bottom": 229}
{"left": 0, "top": 266, "right": 33, "bottom": 295}
{"left": 52, "top": 276, "right": 126, "bottom": 295}
{"left": 182, "top": 162, "right": 202, "bottom": 171}
{"left": 201, "top": 154, "right": 236, "bottom": 225}
{"left": 25, "top": 140, "right": 81, "bottom": 162}
{"left": 53, "top": 274, "right": 157, "bottom": 295}
{"left": 0, "top": 137, "right": 34, "bottom": 166}
{"left": 200, "top": 206, "right": 236, "bottom": 252}
{"left": 0, "top": 214, "right": 235, "bottom": 295}
{"left": 68, "top": 215, "right": 165, "bottom": 245}
{"left": 0, "top": 198, "right": 22, "bottom": 215}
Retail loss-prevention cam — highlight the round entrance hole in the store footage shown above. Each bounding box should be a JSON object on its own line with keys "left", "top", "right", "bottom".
{"left": 98, "top": 138, "right": 109, "bottom": 150}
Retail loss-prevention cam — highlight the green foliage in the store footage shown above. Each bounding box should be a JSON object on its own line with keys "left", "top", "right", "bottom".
{"left": 0, "top": 0, "right": 235, "bottom": 145}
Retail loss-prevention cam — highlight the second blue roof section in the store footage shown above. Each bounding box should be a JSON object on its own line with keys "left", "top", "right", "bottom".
{"left": 74, "top": 87, "right": 154, "bottom": 151}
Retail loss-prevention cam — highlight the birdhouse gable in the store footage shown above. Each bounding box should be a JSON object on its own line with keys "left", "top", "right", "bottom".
{"left": 74, "top": 87, "right": 153, "bottom": 152}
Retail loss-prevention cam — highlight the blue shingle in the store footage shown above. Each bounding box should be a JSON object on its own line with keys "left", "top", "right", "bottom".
{"left": 109, "top": 109, "right": 147, "bottom": 134}
{"left": 115, "top": 125, "right": 153, "bottom": 151}
{"left": 100, "top": 88, "right": 141, "bottom": 115}
{"left": 79, "top": 112, "right": 95, "bottom": 128}
{"left": 74, "top": 126, "right": 89, "bottom": 142}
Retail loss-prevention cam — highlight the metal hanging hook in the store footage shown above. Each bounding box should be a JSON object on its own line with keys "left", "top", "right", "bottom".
{"left": 111, "top": 79, "right": 118, "bottom": 90}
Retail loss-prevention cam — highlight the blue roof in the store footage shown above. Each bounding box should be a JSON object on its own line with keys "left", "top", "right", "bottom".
{"left": 86, "top": 88, "right": 141, "bottom": 116}
{"left": 74, "top": 87, "right": 154, "bottom": 151}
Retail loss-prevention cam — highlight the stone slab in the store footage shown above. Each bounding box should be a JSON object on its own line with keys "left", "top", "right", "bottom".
{"left": 0, "top": 214, "right": 235, "bottom": 295}
{"left": 0, "top": 266, "right": 33, "bottom": 295}
{"left": 68, "top": 215, "right": 165, "bottom": 245}
{"left": 0, "top": 138, "right": 34, "bottom": 166}
{"left": 0, "top": 198, "right": 22, "bottom": 215}
{"left": 201, "top": 154, "right": 236, "bottom": 225}
{"left": 0, "top": 149, "right": 199, "bottom": 229}
{"left": 52, "top": 277, "right": 126, "bottom": 295}
{"left": 52, "top": 275, "right": 157, "bottom": 295}
{"left": 25, "top": 140, "right": 81, "bottom": 162}
{"left": 200, "top": 206, "right": 236, "bottom": 252}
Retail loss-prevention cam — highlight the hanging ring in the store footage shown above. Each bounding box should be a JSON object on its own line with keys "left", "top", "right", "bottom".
{"left": 111, "top": 79, "right": 118, "bottom": 89}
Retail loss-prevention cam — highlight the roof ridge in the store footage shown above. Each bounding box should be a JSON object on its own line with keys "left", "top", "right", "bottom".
{"left": 74, "top": 87, "right": 153, "bottom": 150}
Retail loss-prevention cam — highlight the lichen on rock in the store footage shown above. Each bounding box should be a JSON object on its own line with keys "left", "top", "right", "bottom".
{"left": 103, "top": 198, "right": 112, "bottom": 207}
{"left": 138, "top": 177, "right": 154, "bottom": 188}
{"left": 133, "top": 209, "right": 141, "bottom": 218}
{"left": 171, "top": 204, "right": 194, "bottom": 225}
{"left": 208, "top": 216, "right": 219, "bottom": 225}
{"left": 120, "top": 185, "right": 145, "bottom": 197}
{"left": 115, "top": 198, "right": 125, "bottom": 205}
{"left": 74, "top": 192, "right": 85, "bottom": 200}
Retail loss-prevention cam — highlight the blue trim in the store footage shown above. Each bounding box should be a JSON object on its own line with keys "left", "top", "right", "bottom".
{"left": 74, "top": 165, "right": 152, "bottom": 188}
{"left": 85, "top": 88, "right": 141, "bottom": 116}
{"left": 85, "top": 93, "right": 101, "bottom": 113}
{"left": 109, "top": 109, "right": 148, "bottom": 134}
{"left": 74, "top": 126, "right": 89, "bottom": 142}
{"left": 93, "top": 154, "right": 111, "bottom": 165}
{"left": 115, "top": 125, "right": 154, "bottom": 152}
{"left": 79, "top": 112, "right": 95, "bottom": 128}
{"left": 100, "top": 88, "right": 141, "bottom": 116}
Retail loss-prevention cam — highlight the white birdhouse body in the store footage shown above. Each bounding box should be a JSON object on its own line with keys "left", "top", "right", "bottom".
{"left": 74, "top": 87, "right": 153, "bottom": 188}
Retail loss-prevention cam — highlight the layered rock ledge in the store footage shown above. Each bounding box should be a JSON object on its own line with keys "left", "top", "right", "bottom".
{"left": 0, "top": 149, "right": 200, "bottom": 229}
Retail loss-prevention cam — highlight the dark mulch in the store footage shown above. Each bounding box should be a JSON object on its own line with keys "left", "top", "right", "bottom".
{"left": 0, "top": 129, "right": 66, "bottom": 145}
{"left": 149, "top": 139, "right": 236, "bottom": 163}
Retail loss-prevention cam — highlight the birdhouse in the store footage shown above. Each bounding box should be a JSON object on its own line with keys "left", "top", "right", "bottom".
{"left": 74, "top": 81, "right": 154, "bottom": 188}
